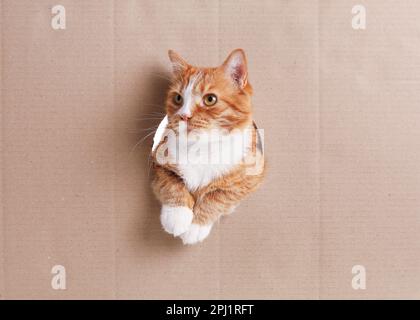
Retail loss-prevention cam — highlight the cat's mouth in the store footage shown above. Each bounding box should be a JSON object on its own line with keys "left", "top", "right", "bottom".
{"left": 168, "top": 116, "right": 213, "bottom": 133}
{"left": 180, "top": 119, "right": 210, "bottom": 132}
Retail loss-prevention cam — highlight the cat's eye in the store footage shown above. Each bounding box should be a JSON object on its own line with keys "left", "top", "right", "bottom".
{"left": 173, "top": 93, "right": 183, "bottom": 106}
{"left": 203, "top": 94, "right": 217, "bottom": 106}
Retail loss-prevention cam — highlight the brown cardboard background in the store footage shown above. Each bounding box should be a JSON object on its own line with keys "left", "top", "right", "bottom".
{"left": 0, "top": 0, "right": 419, "bottom": 299}
{"left": 319, "top": 1, "right": 420, "bottom": 298}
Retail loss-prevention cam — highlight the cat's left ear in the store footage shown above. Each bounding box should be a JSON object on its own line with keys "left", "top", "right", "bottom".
{"left": 222, "top": 49, "right": 248, "bottom": 89}
{"left": 168, "top": 50, "right": 189, "bottom": 74}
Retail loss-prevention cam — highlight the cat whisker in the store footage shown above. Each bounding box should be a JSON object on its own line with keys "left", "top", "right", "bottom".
{"left": 130, "top": 130, "right": 157, "bottom": 154}
{"left": 128, "top": 129, "right": 158, "bottom": 134}
{"left": 129, "top": 125, "right": 159, "bottom": 133}
{"left": 133, "top": 117, "right": 164, "bottom": 121}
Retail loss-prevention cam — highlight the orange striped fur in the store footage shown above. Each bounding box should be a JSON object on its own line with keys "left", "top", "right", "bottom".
{"left": 152, "top": 49, "right": 265, "bottom": 244}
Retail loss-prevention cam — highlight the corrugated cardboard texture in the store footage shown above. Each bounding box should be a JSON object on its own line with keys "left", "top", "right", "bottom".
{"left": 1, "top": 0, "right": 419, "bottom": 299}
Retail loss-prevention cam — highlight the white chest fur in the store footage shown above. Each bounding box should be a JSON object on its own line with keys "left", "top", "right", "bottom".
{"left": 164, "top": 123, "right": 251, "bottom": 192}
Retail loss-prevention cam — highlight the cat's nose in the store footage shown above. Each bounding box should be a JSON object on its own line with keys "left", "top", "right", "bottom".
{"left": 179, "top": 113, "right": 192, "bottom": 121}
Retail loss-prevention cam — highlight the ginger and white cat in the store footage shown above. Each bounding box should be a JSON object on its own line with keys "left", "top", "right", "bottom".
{"left": 151, "top": 49, "right": 265, "bottom": 245}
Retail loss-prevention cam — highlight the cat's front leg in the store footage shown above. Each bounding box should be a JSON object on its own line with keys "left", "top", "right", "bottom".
{"left": 180, "top": 190, "right": 238, "bottom": 245}
{"left": 152, "top": 165, "right": 195, "bottom": 237}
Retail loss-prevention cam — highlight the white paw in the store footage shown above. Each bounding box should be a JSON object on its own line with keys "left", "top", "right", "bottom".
{"left": 180, "top": 223, "right": 213, "bottom": 245}
{"left": 160, "top": 205, "right": 193, "bottom": 236}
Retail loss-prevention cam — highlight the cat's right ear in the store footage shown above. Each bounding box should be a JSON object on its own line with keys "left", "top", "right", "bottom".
{"left": 168, "top": 50, "right": 189, "bottom": 74}
{"left": 222, "top": 49, "right": 248, "bottom": 89}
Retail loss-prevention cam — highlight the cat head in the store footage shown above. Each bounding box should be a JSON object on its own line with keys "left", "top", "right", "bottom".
{"left": 165, "top": 49, "right": 253, "bottom": 132}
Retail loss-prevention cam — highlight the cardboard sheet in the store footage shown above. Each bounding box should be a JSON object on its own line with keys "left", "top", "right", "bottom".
{"left": 1, "top": 0, "right": 420, "bottom": 299}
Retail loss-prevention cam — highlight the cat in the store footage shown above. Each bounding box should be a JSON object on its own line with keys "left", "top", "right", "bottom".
{"left": 151, "top": 49, "right": 265, "bottom": 245}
